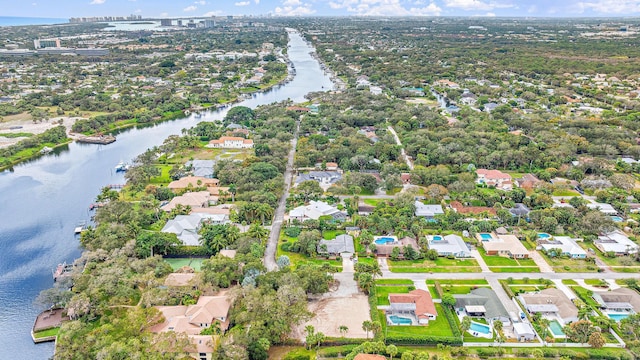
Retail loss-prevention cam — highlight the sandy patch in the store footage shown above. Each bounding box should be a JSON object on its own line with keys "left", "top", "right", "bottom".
{"left": 0, "top": 116, "right": 82, "bottom": 148}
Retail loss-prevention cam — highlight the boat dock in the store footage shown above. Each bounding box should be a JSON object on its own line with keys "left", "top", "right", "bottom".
{"left": 75, "top": 134, "right": 116, "bottom": 145}
{"left": 31, "top": 308, "right": 69, "bottom": 343}
{"left": 53, "top": 262, "right": 73, "bottom": 282}
{"left": 107, "top": 184, "right": 125, "bottom": 190}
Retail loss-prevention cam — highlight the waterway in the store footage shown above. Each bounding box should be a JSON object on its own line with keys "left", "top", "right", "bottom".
{"left": 0, "top": 29, "right": 334, "bottom": 359}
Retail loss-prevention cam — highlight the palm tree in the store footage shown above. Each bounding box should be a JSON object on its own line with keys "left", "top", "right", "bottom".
{"left": 362, "top": 320, "right": 373, "bottom": 339}
{"left": 460, "top": 316, "right": 471, "bottom": 336}
{"left": 538, "top": 318, "right": 550, "bottom": 340}
{"left": 228, "top": 183, "right": 237, "bottom": 202}
{"left": 338, "top": 325, "right": 348, "bottom": 338}
{"left": 248, "top": 223, "right": 269, "bottom": 242}
{"left": 578, "top": 306, "right": 591, "bottom": 320}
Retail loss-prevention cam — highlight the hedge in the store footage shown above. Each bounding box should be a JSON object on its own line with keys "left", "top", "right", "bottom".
{"left": 499, "top": 279, "right": 515, "bottom": 299}
{"left": 434, "top": 281, "right": 462, "bottom": 339}
{"left": 384, "top": 335, "right": 462, "bottom": 346}
{"left": 368, "top": 286, "right": 383, "bottom": 341}
{"left": 166, "top": 245, "right": 210, "bottom": 256}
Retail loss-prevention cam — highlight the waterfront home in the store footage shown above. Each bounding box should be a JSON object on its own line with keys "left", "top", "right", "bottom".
{"left": 161, "top": 191, "right": 217, "bottom": 212}
{"left": 317, "top": 234, "right": 354, "bottom": 257}
{"left": 478, "top": 233, "right": 529, "bottom": 259}
{"left": 426, "top": 234, "right": 471, "bottom": 258}
{"left": 162, "top": 213, "right": 230, "bottom": 246}
{"left": 205, "top": 136, "right": 254, "bottom": 149}
{"left": 595, "top": 230, "right": 639, "bottom": 256}
{"left": 414, "top": 201, "right": 444, "bottom": 219}
{"left": 387, "top": 289, "right": 437, "bottom": 325}
{"left": 288, "top": 200, "right": 346, "bottom": 222}
{"left": 537, "top": 236, "right": 586, "bottom": 259}
{"left": 476, "top": 169, "right": 514, "bottom": 191}
{"left": 519, "top": 288, "right": 578, "bottom": 324}
{"left": 454, "top": 288, "right": 510, "bottom": 324}
{"left": 375, "top": 236, "right": 419, "bottom": 257}
{"left": 168, "top": 176, "right": 220, "bottom": 192}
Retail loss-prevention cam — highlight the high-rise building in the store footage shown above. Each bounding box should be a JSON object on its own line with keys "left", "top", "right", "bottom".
{"left": 204, "top": 19, "right": 215, "bottom": 28}
{"left": 160, "top": 19, "right": 172, "bottom": 26}
{"left": 33, "top": 38, "right": 61, "bottom": 49}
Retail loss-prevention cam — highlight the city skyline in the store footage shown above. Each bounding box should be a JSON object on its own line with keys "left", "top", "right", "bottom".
{"left": 5, "top": 0, "right": 640, "bottom": 19}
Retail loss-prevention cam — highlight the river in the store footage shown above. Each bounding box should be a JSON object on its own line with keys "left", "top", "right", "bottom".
{"left": 0, "top": 29, "right": 334, "bottom": 359}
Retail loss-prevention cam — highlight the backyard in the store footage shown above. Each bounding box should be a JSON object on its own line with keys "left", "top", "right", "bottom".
{"left": 378, "top": 304, "right": 455, "bottom": 338}
{"left": 388, "top": 257, "right": 481, "bottom": 273}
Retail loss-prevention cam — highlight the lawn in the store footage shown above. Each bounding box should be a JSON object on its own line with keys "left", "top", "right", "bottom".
{"left": 363, "top": 198, "right": 386, "bottom": 207}
{"left": 552, "top": 189, "right": 581, "bottom": 196}
{"left": 389, "top": 257, "right": 482, "bottom": 273}
{"left": 376, "top": 279, "right": 414, "bottom": 285}
{"left": 491, "top": 267, "right": 540, "bottom": 273}
{"left": 322, "top": 230, "right": 345, "bottom": 240}
{"left": 379, "top": 304, "right": 455, "bottom": 338}
{"left": 33, "top": 327, "right": 59, "bottom": 338}
{"left": 426, "top": 279, "right": 489, "bottom": 285}
{"left": 164, "top": 257, "right": 206, "bottom": 271}
{"left": 149, "top": 165, "right": 173, "bottom": 185}
{"left": 540, "top": 253, "right": 599, "bottom": 273}
{"left": 376, "top": 285, "right": 412, "bottom": 305}
{"left": 439, "top": 285, "right": 490, "bottom": 295}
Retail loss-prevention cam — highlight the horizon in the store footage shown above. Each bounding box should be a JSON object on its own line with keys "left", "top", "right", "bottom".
{"left": 3, "top": 0, "right": 640, "bottom": 19}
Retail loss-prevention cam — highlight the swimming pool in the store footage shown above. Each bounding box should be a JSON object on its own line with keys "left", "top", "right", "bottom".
{"left": 431, "top": 235, "right": 443, "bottom": 241}
{"left": 607, "top": 313, "right": 629, "bottom": 322}
{"left": 538, "top": 233, "right": 552, "bottom": 239}
{"left": 549, "top": 320, "right": 565, "bottom": 337}
{"left": 469, "top": 322, "right": 491, "bottom": 334}
{"left": 375, "top": 237, "right": 395, "bottom": 245}
{"left": 388, "top": 315, "right": 412, "bottom": 325}
{"left": 479, "top": 233, "right": 493, "bottom": 241}
{"left": 610, "top": 216, "right": 624, "bottom": 222}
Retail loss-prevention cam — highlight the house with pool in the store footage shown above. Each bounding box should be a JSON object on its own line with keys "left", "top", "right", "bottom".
{"left": 414, "top": 201, "right": 444, "bottom": 219}
{"left": 595, "top": 230, "right": 639, "bottom": 256}
{"left": 592, "top": 288, "right": 640, "bottom": 322}
{"left": 537, "top": 235, "right": 587, "bottom": 259}
{"left": 387, "top": 289, "right": 437, "bottom": 325}
{"left": 374, "top": 236, "right": 419, "bottom": 257}
{"left": 454, "top": 288, "right": 510, "bottom": 338}
{"left": 476, "top": 232, "right": 529, "bottom": 259}
{"left": 518, "top": 288, "right": 578, "bottom": 338}
{"left": 426, "top": 234, "right": 472, "bottom": 258}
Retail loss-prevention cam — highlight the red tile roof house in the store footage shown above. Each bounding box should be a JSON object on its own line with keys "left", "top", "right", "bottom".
{"left": 387, "top": 289, "right": 437, "bottom": 325}
{"left": 476, "top": 169, "right": 514, "bottom": 191}
{"left": 354, "top": 355, "right": 387, "bottom": 360}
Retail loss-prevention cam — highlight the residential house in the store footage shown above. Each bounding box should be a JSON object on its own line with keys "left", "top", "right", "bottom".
{"left": 480, "top": 233, "right": 529, "bottom": 259}
{"left": 358, "top": 204, "right": 375, "bottom": 216}
{"left": 185, "top": 159, "right": 216, "bottom": 178}
{"left": 516, "top": 173, "right": 542, "bottom": 191}
{"left": 161, "top": 191, "right": 217, "bottom": 212}
{"left": 288, "top": 200, "right": 347, "bottom": 222}
{"left": 161, "top": 213, "right": 229, "bottom": 246}
{"left": 164, "top": 273, "right": 197, "bottom": 287}
{"left": 513, "top": 322, "right": 536, "bottom": 342}
{"left": 427, "top": 234, "right": 471, "bottom": 258}
{"left": 376, "top": 237, "right": 419, "bottom": 257}
{"left": 592, "top": 288, "right": 640, "bottom": 313}
{"left": 388, "top": 289, "right": 437, "bottom": 325}
{"left": 538, "top": 236, "right": 587, "bottom": 259}
{"left": 168, "top": 176, "right": 222, "bottom": 194}
{"left": 296, "top": 171, "right": 342, "bottom": 190}
{"left": 400, "top": 173, "right": 411, "bottom": 184}
{"left": 358, "top": 129, "right": 379, "bottom": 143}
{"left": 414, "top": 201, "right": 444, "bottom": 219}
{"left": 476, "top": 169, "right": 514, "bottom": 191}
{"left": 509, "top": 203, "right": 531, "bottom": 218}
{"left": 325, "top": 162, "right": 339, "bottom": 171}
{"left": 369, "top": 86, "right": 383, "bottom": 95}
{"left": 205, "top": 136, "right": 254, "bottom": 149}
{"left": 587, "top": 202, "right": 618, "bottom": 215}
{"left": 595, "top": 230, "right": 639, "bottom": 256}
{"left": 317, "top": 234, "right": 354, "bottom": 256}
{"left": 460, "top": 89, "right": 477, "bottom": 106}
{"left": 484, "top": 102, "right": 499, "bottom": 113}
{"left": 454, "top": 288, "right": 510, "bottom": 323}
{"left": 518, "top": 288, "right": 579, "bottom": 324}
{"left": 435, "top": 79, "right": 460, "bottom": 89}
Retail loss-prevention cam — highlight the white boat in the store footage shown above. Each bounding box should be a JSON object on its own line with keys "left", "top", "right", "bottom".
{"left": 115, "top": 161, "right": 126, "bottom": 172}
{"left": 40, "top": 146, "right": 53, "bottom": 154}
{"left": 74, "top": 221, "right": 86, "bottom": 234}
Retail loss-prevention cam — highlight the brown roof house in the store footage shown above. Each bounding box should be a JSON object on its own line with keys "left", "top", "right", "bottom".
{"left": 375, "top": 236, "right": 419, "bottom": 257}
{"left": 387, "top": 289, "right": 437, "bottom": 325}
{"left": 592, "top": 288, "right": 640, "bottom": 314}
{"left": 518, "top": 288, "right": 579, "bottom": 324}
{"left": 168, "top": 176, "right": 220, "bottom": 191}
{"left": 476, "top": 169, "right": 514, "bottom": 191}
{"left": 161, "top": 191, "right": 217, "bottom": 212}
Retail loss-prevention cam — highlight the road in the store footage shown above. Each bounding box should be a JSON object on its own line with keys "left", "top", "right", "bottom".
{"left": 387, "top": 125, "right": 413, "bottom": 170}
{"left": 381, "top": 270, "right": 634, "bottom": 281}
{"left": 264, "top": 118, "right": 300, "bottom": 271}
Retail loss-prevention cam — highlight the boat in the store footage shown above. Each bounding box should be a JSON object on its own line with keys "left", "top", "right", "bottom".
{"left": 40, "top": 146, "right": 53, "bottom": 154}
{"left": 74, "top": 221, "right": 86, "bottom": 234}
{"left": 115, "top": 161, "right": 127, "bottom": 172}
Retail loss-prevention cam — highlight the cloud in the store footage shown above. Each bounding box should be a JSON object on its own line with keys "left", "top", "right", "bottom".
{"left": 577, "top": 0, "right": 640, "bottom": 14}
{"left": 194, "top": 0, "right": 206, "bottom": 5}
{"left": 204, "top": 10, "right": 223, "bottom": 16}
{"left": 90, "top": 0, "right": 106, "bottom": 4}
{"left": 443, "top": 0, "right": 513, "bottom": 11}
{"left": 134, "top": 8, "right": 142, "bottom": 13}
{"left": 183, "top": 5, "right": 197, "bottom": 12}
{"left": 235, "top": 1, "right": 250, "bottom": 5}
{"left": 255, "top": 0, "right": 260, "bottom": 3}
{"left": 328, "top": 0, "right": 440, "bottom": 16}
{"left": 274, "top": 2, "right": 315, "bottom": 15}
{"left": 410, "top": 2, "right": 442, "bottom": 15}
{"left": 283, "top": 0, "right": 302, "bottom": 5}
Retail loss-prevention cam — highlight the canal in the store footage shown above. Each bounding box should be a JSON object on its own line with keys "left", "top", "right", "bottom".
{"left": 0, "top": 29, "right": 334, "bottom": 359}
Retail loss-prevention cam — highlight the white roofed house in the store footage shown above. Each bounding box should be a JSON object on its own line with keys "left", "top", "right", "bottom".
{"left": 427, "top": 234, "right": 471, "bottom": 258}
{"left": 317, "top": 234, "right": 355, "bottom": 256}
{"left": 414, "top": 201, "right": 444, "bottom": 219}
{"left": 518, "top": 288, "right": 579, "bottom": 324}
{"left": 205, "top": 136, "right": 254, "bottom": 149}
{"left": 288, "top": 200, "right": 347, "bottom": 222}
{"left": 162, "top": 213, "right": 230, "bottom": 246}
{"left": 537, "top": 236, "right": 587, "bottom": 259}
{"left": 586, "top": 202, "right": 618, "bottom": 215}
{"left": 595, "top": 230, "right": 639, "bottom": 256}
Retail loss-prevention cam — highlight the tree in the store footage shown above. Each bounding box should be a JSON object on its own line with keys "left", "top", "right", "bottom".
{"left": 357, "top": 272, "right": 374, "bottom": 294}
{"left": 228, "top": 183, "right": 237, "bottom": 202}
{"left": 578, "top": 306, "right": 592, "bottom": 320}
{"left": 387, "top": 344, "right": 398, "bottom": 360}
{"left": 460, "top": 316, "right": 471, "bottom": 334}
{"left": 565, "top": 320, "right": 595, "bottom": 344}
{"left": 362, "top": 320, "right": 373, "bottom": 339}
{"left": 296, "top": 180, "right": 324, "bottom": 201}
{"left": 425, "top": 249, "right": 439, "bottom": 261}
{"left": 588, "top": 331, "right": 605, "bottom": 348}
{"left": 276, "top": 255, "right": 290, "bottom": 269}
{"left": 442, "top": 293, "right": 456, "bottom": 307}
{"left": 339, "top": 325, "right": 349, "bottom": 338}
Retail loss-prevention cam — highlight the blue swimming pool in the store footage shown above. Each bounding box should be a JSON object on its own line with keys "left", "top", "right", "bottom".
{"left": 375, "top": 237, "right": 395, "bottom": 245}
{"left": 610, "top": 216, "right": 624, "bottom": 222}
{"left": 479, "top": 233, "right": 493, "bottom": 241}
{"left": 549, "top": 320, "right": 565, "bottom": 337}
{"left": 538, "top": 233, "right": 552, "bottom": 239}
{"left": 469, "top": 322, "right": 491, "bottom": 334}
{"left": 432, "top": 235, "right": 443, "bottom": 241}
{"left": 607, "top": 313, "right": 629, "bottom": 322}
{"left": 388, "top": 315, "right": 412, "bottom": 325}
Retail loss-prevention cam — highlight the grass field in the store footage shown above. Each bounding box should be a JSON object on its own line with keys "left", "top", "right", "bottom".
{"left": 164, "top": 257, "right": 206, "bottom": 271}
{"left": 439, "top": 285, "right": 491, "bottom": 295}
{"left": 426, "top": 279, "right": 489, "bottom": 285}
{"left": 376, "top": 279, "right": 414, "bottom": 285}
{"left": 33, "top": 327, "right": 59, "bottom": 339}
{"left": 376, "top": 285, "right": 412, "bottom": 305}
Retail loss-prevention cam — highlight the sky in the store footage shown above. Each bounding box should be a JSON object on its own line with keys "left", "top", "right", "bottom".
{"left": 5, "top": 0, "right": 640, "bottom": 19}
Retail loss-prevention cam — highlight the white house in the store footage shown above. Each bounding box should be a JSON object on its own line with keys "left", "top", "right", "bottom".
{"left": 476, "top": 169, "right": 514, "bottom": 191}
{"left": 586, "top": 202, "right": 618, "bottom": 215}
{"left": 414, "top": 201, "right": 444, "bottom": 218}
{"left": 538, "top": 236, "right": 587, "bottom": 259}
{"left": 161, "top": 213, "right": 230, "bottom": 246}
{"left": 595, "top": 231, "right": 639, "bottom": 256}
{"left": 427, "top": 234, "right": 471, "bottom": 258}
{"left": 288, "top": 200, "right": 346, "bottom": 222}
{"left": 206, "top": 136, "right": 254, "bottom": 149}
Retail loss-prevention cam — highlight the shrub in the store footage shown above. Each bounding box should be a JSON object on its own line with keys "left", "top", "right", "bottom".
{"left": 285, "top": 226, "right": 301, "bottom": 237}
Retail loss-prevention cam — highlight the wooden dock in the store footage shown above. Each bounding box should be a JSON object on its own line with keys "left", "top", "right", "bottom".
{"left": 75, "top": 134, "right": 116, "bottom": 145}
{"left": 31, "top": 308, "right": 69, "bottom": 343}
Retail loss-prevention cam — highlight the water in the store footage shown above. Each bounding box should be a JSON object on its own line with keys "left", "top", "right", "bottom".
{"left": 537, "top": 233, "right": 551, "bottom": 239}
{"left": 479, "top": 233, "right": 494, "bottom": 241}
{"left": 607, "top": 313, "right": 630, "bottom": 322}
{"left": 0, "top": 29, "right": 334, "bottom": 359}
{"left": 388, "top": 315, "right": 412, "bottom": 325}
{"left": 469, "top": 321, "right": 491, "bottom": 334}
{"left": 374, "top": 237, "right": 396, "bottom": 245}
{"left": 0, "top": 17, "right": 67, "bottom": 27}
{"left": 548, "top": 320, "right": 565, "bottom": 336}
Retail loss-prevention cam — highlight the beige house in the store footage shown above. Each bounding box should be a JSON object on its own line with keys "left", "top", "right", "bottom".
{"left": 476, "top": 169, "right": 514, "bottom": 191}
{"left": 206, "top": 136, "right": 253, "bottom": 149}
{"left": 161, "top": 191, "right": 217, "bottom": 212}
{"left": 480, "top": 233, "right": 529, "bottom": 258}
{"left": 519, "top": 288, "right": 578, "bottom": 323}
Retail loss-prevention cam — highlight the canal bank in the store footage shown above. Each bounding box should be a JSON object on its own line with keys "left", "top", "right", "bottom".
{"left": 0, "top": 29, "right": 335, "bottom": 359}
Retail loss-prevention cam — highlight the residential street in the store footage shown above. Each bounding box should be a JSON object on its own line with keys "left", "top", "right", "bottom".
{"left": 387, "top": 125, "right": 413, "bottom": 170}
{"left": 264, "top": 119, "right": 300, "bottom": 271}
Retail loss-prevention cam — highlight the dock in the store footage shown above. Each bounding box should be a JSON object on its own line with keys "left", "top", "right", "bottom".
{"left": 75, "top": 134, "right": 116, "bottom": 145}
{"left": 31, "top": 308, "right": 69, "bottom": 343}
{"left": 53, "top": 262, "right": 73, "bottom": 282}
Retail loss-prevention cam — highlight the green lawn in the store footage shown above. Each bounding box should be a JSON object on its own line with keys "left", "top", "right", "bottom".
{"left": 376, "top": 285, "right": 412, "bottom": 305}
{"left": 552, "top": 189, "right": 581, "bottom": 196}
{"left": 439, "top": 285, "right": 491, "bottom": 295}
{"left": 379, "top": 304, "right": 454, "bottom": 337}
{"left": 426, "top": 279, "right": 489, "bottom": 285}
{"left": 389, "top": 257, "right": 481, "bottom": 273}
{"left": 322, "top": 230, "right": 345, "bottom": 240}
{"left": 390, "top": 266, "right": 480, "bottom": 273}
{"left": 376, "top": 279, "right": 414, "bottom": 285}
{"left": 491, "top": 267, "right": 540, "bottom": 273}
{"left": 149, "top": 165, "right": 172, "bottom": 184}
{"left": 34, "top": 327, "right": 59, "bottom": 338}
{"left": 541, "top": 252, "right": 599, "bottom": 272}
{"left": 363, "top": 198, "right": 386, "bottom": 207}
{"left": 164, "top": 257, "right": 205, "bottom": 271}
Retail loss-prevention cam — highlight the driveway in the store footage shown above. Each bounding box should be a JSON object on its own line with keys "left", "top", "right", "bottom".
{"left": 528, "top": 250, "right": 554, "bottom": 273}
{"left": 471, "top": 250, "right": 491, "bottom": 272}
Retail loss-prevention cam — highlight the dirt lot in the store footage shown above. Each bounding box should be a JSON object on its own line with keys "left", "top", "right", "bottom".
{"left": 0, "top": 115, "right": 81, "bottom": 148}
{"left": 292, "top": 262, "right": 371, "bottom": 340}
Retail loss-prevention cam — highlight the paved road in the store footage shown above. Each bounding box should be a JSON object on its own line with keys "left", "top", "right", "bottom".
{"left": 264, "top": 119, "right": 300, "bottom": 271}
{"left": 382, "top": 270, "right": 634, "bottom": 281}
{"left": 387, "top": 125, "right": 413, "bottom": 170}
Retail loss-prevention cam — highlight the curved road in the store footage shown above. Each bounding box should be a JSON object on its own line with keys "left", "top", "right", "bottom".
{"left": 264, "top": 118, "right": 300, "bottom": 271}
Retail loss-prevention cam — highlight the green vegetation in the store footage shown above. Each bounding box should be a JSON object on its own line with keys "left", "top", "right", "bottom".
{"left": 33, "top": 327, "right": 60, "bottom": 339}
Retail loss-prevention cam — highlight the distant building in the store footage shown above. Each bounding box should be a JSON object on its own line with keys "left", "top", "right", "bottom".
{"left": 160, "top": 19, "right": 173, "bottom": 26}
{"left": 33, "top": 38, "right": 61, "bottom": 49}
{"left": 206, "top": 136, "right": 253, "bottom": 149}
